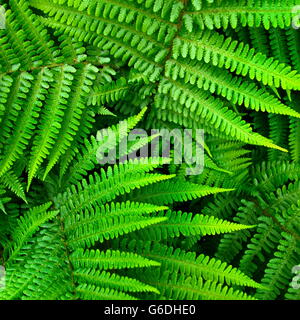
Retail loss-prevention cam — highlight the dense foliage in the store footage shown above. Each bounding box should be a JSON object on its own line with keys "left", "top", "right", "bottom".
{"left": 0, "top": 0, "right": 300, "bottom": 300}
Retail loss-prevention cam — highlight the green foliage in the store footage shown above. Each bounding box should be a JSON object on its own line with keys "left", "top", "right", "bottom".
{"left": 0, "top": 0, "right": 300, "bottom": 301}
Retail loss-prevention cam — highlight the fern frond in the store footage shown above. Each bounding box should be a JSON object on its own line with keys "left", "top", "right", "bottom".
{"left": 134, "top": 210, "right": 254, "bottom": 241}
{"left": 88, "top": 77, "right": 130, "bottom": 106}
{"left": 70, "top": 249, "right": 160, "bottom": 270}
{"left": 128, "top": 179, "right": 233, "bottom": 205}
{"left": 120, "top": 240, "right": 263, "bottom": 289}
{"left": 65, "top": 206, "right": 168, "bottom": 249}
{"left": 173, "top": 30, "right": 300, "bottom": 90}
{"left": 76, "top": 284, "right": 138, "bottom": 300}
{"left": 0, "top": 170, "right": 26, "bottom": 201}
{"left": 74, "top": 269, "right": 160, "bottom": 294}
{"left": 4, "top": 202, "right": 58, "bottom": 262}
{"left": 158, "top": 77, "right": 287, "bottom": 151}
{"left": 56, "top": 159, "right": 174, "bottom": 217}
{"left": 184, "top": 0, "right": 297, "bottom": 31}
{"left": 255, "top": 232, "right": 300, "bottom": 300}
{"left": 141, "top": 270, "right": 256, "bottom": 300}
{"left": 43, "top": 63, "right": 98, "bottom": 179}
{"left": 165, "top": 58, "right": 300, "bottom": 118}
{"left": 62, "top": 107, "right": 148, "bottom": 186}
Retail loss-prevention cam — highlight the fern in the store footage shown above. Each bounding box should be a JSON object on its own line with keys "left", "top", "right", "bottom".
{"left": 1, "top": 0, "right": 300, "bottom": 301}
